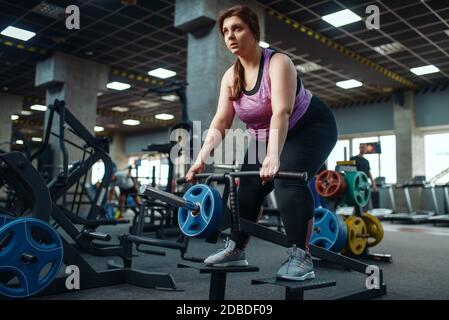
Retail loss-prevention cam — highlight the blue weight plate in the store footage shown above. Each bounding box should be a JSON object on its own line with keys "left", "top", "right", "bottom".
{"left": 0, "top": 214, "right": 14, "bottom": 228}
{"left": 311, "top": 208, "right": 337, "bottom": 250}
{"left": 333, "top": 214, "right": 347, "bottom": 252}
{"left": 309, "top": 178, "right": 328, "bottom": 209}
{"left": 0, "top": 218, "right": 63, "bottom": 298}
{"left": 178, "top": 184, "right": 223, "bottom": 238}
{"left": 311, "top": 208, "right": 346, "bottom": 252}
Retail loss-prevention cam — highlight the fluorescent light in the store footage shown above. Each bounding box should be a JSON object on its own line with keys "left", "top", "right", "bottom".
{"left": 161, "top": 95, "right": 178, "bottom": 102}
{"left": 336, "top": 79, "right": 363, "bottom": 89}
{"left": 20, "top": 110, "right": 32, "bottom": 116}
{"left": 296, "top": 62, "right": 322, "bottom": 73}
{"left": 122, "top": 119, "right": 140, "bottom": 126}
{"left": 32, "top": 2, "right": 66, "bottom": 19}
{"left": 11, "top": 114, "right": 19, "bottom": 121}
{"left": 259, "top": 41, "right": 270, "bottom": 48}
{"left": 410, "top": 65, "right": 440, "bottom": 76}
{"left": 148, "top": 68, "right": 176, "bottom": 79}
{"left": 130, "top": 100, "right": 160, "bottom": 108}
{"left": 373, "top": 42, "right": 405, "bottom": 56}
{"left": 94, "top": 126, "right": 104, "bottom": 132}
{"left": 32, "top": 137, "right": 42, "bottom": 142}
{"left": 30, "top": 104, "right": 47, "bottom": 111}
{"left": 112, "top": 106, "right": 129, "bottom": 113}
{"left": 15, "top": 140, "right": 24, "bottom": 145}
{"left": 445, "top": 30, "right": 449, "bottom": 37}
{"left": 155, "top": 113, "right": 174, "bottom": 121}
{"left": 106, "top": 81, "right": 131, "bottom": 91}
{"left": 322, "top": 9, "right": 361, "bottom": 27}
{"left": 1, "top": 26, "right": 36, "bottom": 41}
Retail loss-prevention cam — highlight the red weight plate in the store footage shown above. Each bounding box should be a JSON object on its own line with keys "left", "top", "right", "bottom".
{"left": 315, "top": 170, "right": 346, "bottom": 198}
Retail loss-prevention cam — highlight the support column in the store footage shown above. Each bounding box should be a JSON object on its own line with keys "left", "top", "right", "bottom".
{"left": 35, "top": 52, "right": 109, "bottom": 178}
{"left": 394, "top": 91, "right": 426, "bottom": 211}
{"left": 175, "top": 0, "right": 265, "bottom": 165}
{"left": 109, "top": 133, "right": 129, "bottom": 170}
{"left": 0, "top": 93, "right": 23, "bottom": 152}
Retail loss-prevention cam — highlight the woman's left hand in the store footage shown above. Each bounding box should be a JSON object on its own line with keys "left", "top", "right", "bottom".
{"left": 260, "top": 155, "right": 280, "bottom": 184}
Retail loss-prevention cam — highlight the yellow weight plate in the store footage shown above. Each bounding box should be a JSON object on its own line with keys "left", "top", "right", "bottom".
{"left": 362, "top": 212, "right": 384, "bottom": 247}
{"left": 344, "top": 216, "right": 367, "bottom": 255}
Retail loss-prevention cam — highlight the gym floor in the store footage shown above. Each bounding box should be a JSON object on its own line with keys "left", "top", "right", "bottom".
{"left": 38, "top": 216, "right": 449, "bottom": 300}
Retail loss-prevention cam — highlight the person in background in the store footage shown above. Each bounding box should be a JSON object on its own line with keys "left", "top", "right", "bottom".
{"left": 350, "top": 143, "right": 378, "bottom": 193}
{"left": 109, "top": 165, "right": 140, "bottom": 219}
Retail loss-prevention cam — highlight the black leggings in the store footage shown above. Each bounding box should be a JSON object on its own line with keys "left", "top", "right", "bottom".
{"left": 231, "top": 96, "right": 338, "bottom": 249}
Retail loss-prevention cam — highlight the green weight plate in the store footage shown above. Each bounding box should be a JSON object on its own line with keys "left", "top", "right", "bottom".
{"left": 343, "top": 171, "right": 371, "bottom": 207}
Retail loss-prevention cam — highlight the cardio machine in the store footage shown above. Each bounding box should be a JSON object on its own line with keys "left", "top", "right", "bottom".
{"left": 384, "top": 176, "right": 438, "bottom": 223}
{"left": 428, "top": 182, "right": 449, "bottom": 224}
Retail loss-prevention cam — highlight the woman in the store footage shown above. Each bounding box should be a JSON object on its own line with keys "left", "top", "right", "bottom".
{"left": 185, "top": 5, "right": 338, "bottom": 281}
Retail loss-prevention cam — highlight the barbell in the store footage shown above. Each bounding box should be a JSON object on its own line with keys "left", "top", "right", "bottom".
{"left": 139, "top": 171, "right": 308, "bottom": 238}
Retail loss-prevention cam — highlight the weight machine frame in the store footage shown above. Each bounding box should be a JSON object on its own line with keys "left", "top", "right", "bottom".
{"left": 168, "top": 171, "right": 388, "bottom": 300}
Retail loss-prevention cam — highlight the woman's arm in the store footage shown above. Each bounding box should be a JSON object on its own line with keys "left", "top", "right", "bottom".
{"left": 267, "top": 53, "right": 297, "bottom": 160}
{"left": 194, "top": 67, "right": 235, "bottom": 164}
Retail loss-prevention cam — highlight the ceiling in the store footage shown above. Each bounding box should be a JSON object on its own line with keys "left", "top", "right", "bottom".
{"left": 1, "top": 0, "right": 448, "bottom": 142}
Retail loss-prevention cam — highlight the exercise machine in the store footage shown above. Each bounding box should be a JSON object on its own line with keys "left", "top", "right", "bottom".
{"left": 384, "top": 176, "right": 438, "bottom": 223}
{"left": 140, "top": 171, "right": 388, "bottom": 300}
{"left": 428, "top": 182, "right": 449, "bottom": 224}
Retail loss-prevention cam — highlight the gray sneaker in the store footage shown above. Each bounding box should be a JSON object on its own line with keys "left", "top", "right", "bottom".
{"left": 276, "top": 245, "right": 315, "bottom": 281}
{"left": 204, "top": 238, "right": 248, "bottom": 267}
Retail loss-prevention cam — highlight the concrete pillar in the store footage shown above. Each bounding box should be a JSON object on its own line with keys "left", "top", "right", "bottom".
{"left": 109, "top": 133, "right": 129, "bottom": 171}
{"left": 394, "top": 91, "right": 425, "bottom": 182}
{"left": 0, "top": 93, "right": 23, "bottom": 152}
{"left": 35, "top": 52, "right": 109, "bottom": 177}
{"left": 393, "top": 91, "right": 426, "bottom": 211}
{"left": 175, "top": 0, "right": 265, "bottom": 165}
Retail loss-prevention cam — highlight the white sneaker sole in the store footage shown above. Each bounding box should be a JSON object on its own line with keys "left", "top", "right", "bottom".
{"left": 206, "top": 260, "right": 249, "bottom": 267}
{"left": 277, "top": 271, "right": 315, "bottom": 281}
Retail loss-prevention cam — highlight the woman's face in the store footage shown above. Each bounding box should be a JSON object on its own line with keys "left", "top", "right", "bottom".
{"left": 222, "top": 15, "right": 257, "bottom": 56}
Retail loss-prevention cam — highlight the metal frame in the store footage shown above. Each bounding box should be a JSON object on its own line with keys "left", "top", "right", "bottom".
{"left": 174, "top": 171, "right": 388, "bottom": 300}
{"left": 0, "top": 152, "right": 184, "bottom": 299}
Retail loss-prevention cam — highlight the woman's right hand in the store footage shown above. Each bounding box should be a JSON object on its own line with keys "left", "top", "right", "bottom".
{"left": 186, "top": 161, "right": 205, "bottom": 182}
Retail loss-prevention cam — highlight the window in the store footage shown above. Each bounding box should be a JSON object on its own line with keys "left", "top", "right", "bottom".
{"left": 128, "top": 157, "right": 170, "bottom": 188}
{"left": 352, "top": 137, "right": 380, "bottom": 179}
{"left": 351, "top": 135, "right": 396, "bottom": 183}
{"left": 425, "top": 133, "right": 449, "bottom": 183}
{"left": 325, "top": 135, "right": 397, "bottom": 183}
{"left": 378, "top": 135, "right": 396, "bottom": 184}
{"left": 91, "top": 161, "right": 105, "bottom": 184}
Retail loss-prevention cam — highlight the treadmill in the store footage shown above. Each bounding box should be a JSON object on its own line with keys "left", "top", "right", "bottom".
{"left": 369, "top": 176, "right": 395, "bottom": 219}
{"left": 384, "top": 176, "right": 438, "bottom": 223}
{"left": 428, "top": 182, "right": 449, "bottom": 224}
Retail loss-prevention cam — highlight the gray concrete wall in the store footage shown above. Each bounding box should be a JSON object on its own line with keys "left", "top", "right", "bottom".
{"left": 124, "top": 129, "right": 170, "bottom": 155}
{"left": 415, "top": 86, "right": 449, "bottom": 128}
{"left": 332, "top": 99, "right": 394, "bottom": 135}
{"left": 332, "top": 87, "right": 449, "bottom": 136}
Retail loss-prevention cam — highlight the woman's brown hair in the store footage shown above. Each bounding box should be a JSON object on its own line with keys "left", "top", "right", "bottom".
{"left": 218, "top": 5, "right": 260, "bottom": 101}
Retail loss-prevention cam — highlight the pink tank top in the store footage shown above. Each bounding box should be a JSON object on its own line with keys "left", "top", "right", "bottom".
{"left": 232, "top": 48, "right": 312, "bottom": 141}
